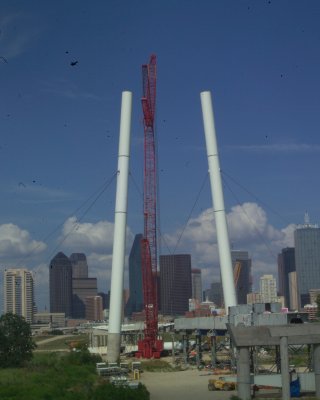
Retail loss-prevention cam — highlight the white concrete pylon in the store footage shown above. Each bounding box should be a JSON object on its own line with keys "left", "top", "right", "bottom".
{"left": 107, "top": 91, "right": 132, "bottom": 362}
{"left": 200, "top": 91, "right": 237, "bottom": 313}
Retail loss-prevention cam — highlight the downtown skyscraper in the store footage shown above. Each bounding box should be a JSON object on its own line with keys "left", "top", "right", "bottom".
{"left": 278, "top": 247, "right": 295, "bottom": 308}
{"left": 231, "top": 250, "right": 252, "bottom": 304}
{"left": 4, "top": 268, "right": 34, "bottom": 323}
{"left": 160, "top": 254, "right": 192, "bottom": 316}
{"left": 191, "top": 268, "right": 202, "bottom": 303}
{"left": 125, "top": 234, "right": 144, "bottom": 316}
{"left": 70, "top": 253, "right": 97, "bottom": 318}
{"left": 294, "top": 221, "right": 320, "bottom": 308}
{"left": 49, "top": 252, "right": 73, "bottom": 317}
{"left": 259, "top": 274, "right": 278, "bottom": 303}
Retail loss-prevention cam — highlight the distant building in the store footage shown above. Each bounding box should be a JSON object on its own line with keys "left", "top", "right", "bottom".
{"left": 69, "top": 253, "right": 99, "bottom": 319}
{"left": 70, "top": 253, "right": 88, "bottom": 278}
{"left": 278, "top": 247, "right": 295, "bottom": 308}
{"left": 72, "top": 277, "right": 98, "bottom": 318}
{"left": 85, "top": 296, "right": 103, "bottom": 321}
{"left": 259, "top": 274, "right": 277, "bottom": 303}
{"left": 294, "top": 219, "right": 320, "bottom": 308}
{"left": 247, "top": 292, "right": 262, "bottom": 304}
{"left": 309, "top": 288, "right": 320, "bottom": 305}
{"left": 33, "top": 312, "right": 66, "bottom": 328}
{"left": 231, "top": 251, "right": 252, "bottom": 304}
{"left": 49, "top": 252, "right": 73, "bottom": 317}
{"left": 289, "top": 271, "right": 299, "bottom": 310}
{"left": 191, "top": 269, "right": 202, "bottom": 303}
{"left": 160, "top": 254, "right": 192, "bottom": 316}
{"left": 125, "top": 234, "right": 144, "bottom": 317}
{"left": 98, "top": 291, "right": 110, "bottom": 310}
{"left": 204, "top": 281, "right": 223, "bottom": 307}
{"left": 186, "top": 298, "right": 223, "bottom": 318}
{"left": 4, "top": 268, "right": 34, "bottom": 323}
{"left": 304, "top": 304, "right": 318, "bottom": 321}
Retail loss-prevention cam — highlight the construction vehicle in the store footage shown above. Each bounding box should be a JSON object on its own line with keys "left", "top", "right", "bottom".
{"left": 136, "top": 54, "right": 163, "bottom": 359}
{"left": 208, "top": 376, "right": 236, "bottom": 391}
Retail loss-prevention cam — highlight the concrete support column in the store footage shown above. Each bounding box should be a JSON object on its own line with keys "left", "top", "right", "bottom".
{"left": 237, "top": 347, "right": 251, "bottom": 400}
{"left": 275, "top": 345, "right": 281, "bottom": 373}
{"left": 171, "top": 333, "right": 175, "bottom": 363}
{"left": 196, "top": 334, "right": 201, "bottom": 368}
{"left": 211, "top": 334, "right": 217, "bottom": 368}
{"left": 308, "top": 344, "right": 313, "bottom": 371}
{"left": 313, "top": 343, "right": 320, "bottom": 399}
{"left": 280, "top": 336, "right": 290, "bottom": 400}
{"left": 182, "top": 334, "right": 189, "bottom": 364}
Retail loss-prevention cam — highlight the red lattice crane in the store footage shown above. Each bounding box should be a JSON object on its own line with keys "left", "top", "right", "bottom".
{"left": 136, "top": 54, "right": 163, "bottom": 359}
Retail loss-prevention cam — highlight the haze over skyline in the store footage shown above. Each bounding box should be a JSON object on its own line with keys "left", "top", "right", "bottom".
{"left": 1, "top": 0, "right": 320, "bottom": 310}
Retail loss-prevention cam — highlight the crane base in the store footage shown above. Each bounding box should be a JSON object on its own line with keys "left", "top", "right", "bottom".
{"left": 135, "top": 339, "right": 163, "bottom": 359}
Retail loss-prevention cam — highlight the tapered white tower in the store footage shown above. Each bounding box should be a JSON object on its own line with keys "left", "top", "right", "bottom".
{"left": 107, "top": 91, "right": 132, "bottom": 362}
{"left": 200, "top": 91, "right": 237, "bottom": 312}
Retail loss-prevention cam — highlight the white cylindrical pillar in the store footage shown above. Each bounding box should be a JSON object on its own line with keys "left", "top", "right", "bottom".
{"left": 107, "top": 91, "right": 132, "bottom": 363}
{"left": 280, "top": 336, "right": 290, "bottom": 400}
{"left": 200, "top": 91, "right": 237, "bottom": 312}
{"left": 314, "top": 343, "right": 320, "bottom": 399}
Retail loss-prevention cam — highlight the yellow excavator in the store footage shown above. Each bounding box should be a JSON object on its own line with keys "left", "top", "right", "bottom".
{"left": 208, "top": 377, "right": 236, "bottom": 391}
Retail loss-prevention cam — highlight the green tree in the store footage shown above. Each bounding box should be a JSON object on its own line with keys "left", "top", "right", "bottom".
{"left": 0, "top": 313, "right": 36, "bottom": 367}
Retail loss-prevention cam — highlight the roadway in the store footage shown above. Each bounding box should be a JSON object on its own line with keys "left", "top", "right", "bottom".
{"left": 140, "top": 369, "right": 237, "bottom": 400}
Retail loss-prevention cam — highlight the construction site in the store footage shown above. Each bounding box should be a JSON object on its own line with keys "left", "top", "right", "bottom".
{"left": 94, "top": 54, "right": 320, "bottom": 400}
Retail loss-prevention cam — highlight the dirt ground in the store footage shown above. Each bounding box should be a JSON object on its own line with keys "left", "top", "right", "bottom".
{"left": 139, "top": 369, "right": 238, "bottom": 400}
{"left": 138, "top": 368, "right": 316, "bottom": 400}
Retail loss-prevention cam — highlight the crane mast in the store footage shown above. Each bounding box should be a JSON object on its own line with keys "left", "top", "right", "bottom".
{"left": 137, "top": 54, "right": 163, "bottom": 358}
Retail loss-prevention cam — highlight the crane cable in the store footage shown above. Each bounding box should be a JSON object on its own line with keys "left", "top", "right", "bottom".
{"left": 221, "top": 173, "right": 278, "bottom": 262}
{"left": 221, "top": 169, "right": 291, "bottom": 227}
{"left": 47, "top": 171, "right": 118, "bottom": 261}
{"left": 172, "top": 172, "right": 209, "bottom": 254}
{"left": 12, "top": 171, "right": 118, "bottom": 268}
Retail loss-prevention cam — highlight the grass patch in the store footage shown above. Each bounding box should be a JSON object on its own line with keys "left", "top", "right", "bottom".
{"left": 36, "top": 338, "right": 71, "bottom": 351}
{"left": 35, "top": 334, "right": 89, "bottom": 351}
{"left": 0, "top": 351, "right": 149, "bottom": 400}
{"left": 141, "top": 359, "right": 176, "bottom": 372}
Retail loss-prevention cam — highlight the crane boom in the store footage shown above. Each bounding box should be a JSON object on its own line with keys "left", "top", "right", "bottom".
{"left": 137, "top": 54, "right": 163, "bottom": 359}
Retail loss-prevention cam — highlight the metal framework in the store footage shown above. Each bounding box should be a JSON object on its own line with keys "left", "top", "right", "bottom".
{"left": 137, "top": 54, "right": 163, "bottom": 358}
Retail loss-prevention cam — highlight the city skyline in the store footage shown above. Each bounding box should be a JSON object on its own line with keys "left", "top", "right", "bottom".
{"left": 1, "top": 1, "right": 320, "bottom": 310}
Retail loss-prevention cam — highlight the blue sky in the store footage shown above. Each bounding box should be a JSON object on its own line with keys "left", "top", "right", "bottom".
{"left": 1, "top": 0, "right": 320, "bottom": 310}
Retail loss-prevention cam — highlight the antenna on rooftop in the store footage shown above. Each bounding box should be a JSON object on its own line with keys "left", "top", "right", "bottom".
{"left": 304, "top": 211, "right": 310, "bottom": 226}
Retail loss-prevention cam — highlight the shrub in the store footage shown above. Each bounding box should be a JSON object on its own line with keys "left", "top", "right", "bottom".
{"left": 0, "top": 313, "right": 36, "bottom": 368}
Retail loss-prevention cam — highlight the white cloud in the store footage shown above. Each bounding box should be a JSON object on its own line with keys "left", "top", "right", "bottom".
{"left": 58, "top": 217, "right": 133, "bottom": 291}
{"left": 0, "top": 204, "right": 294, "bottom": 310}
{"left": 0, "top": 13, "right": 40, "bottom": 60}
{"left": 0, "top": 223, "right": 46, "bottom": 260}
{"left": 87, "top": 252, "right": 129, "bottom": 293}
{"left": 61, "top": 217, "right": 114, "bottom": 253}
{"left": 61, "top": 216, "right": 134, "bottom": 254}
{"left": 163, "top": 202, "right": 295, "bottom": 288}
